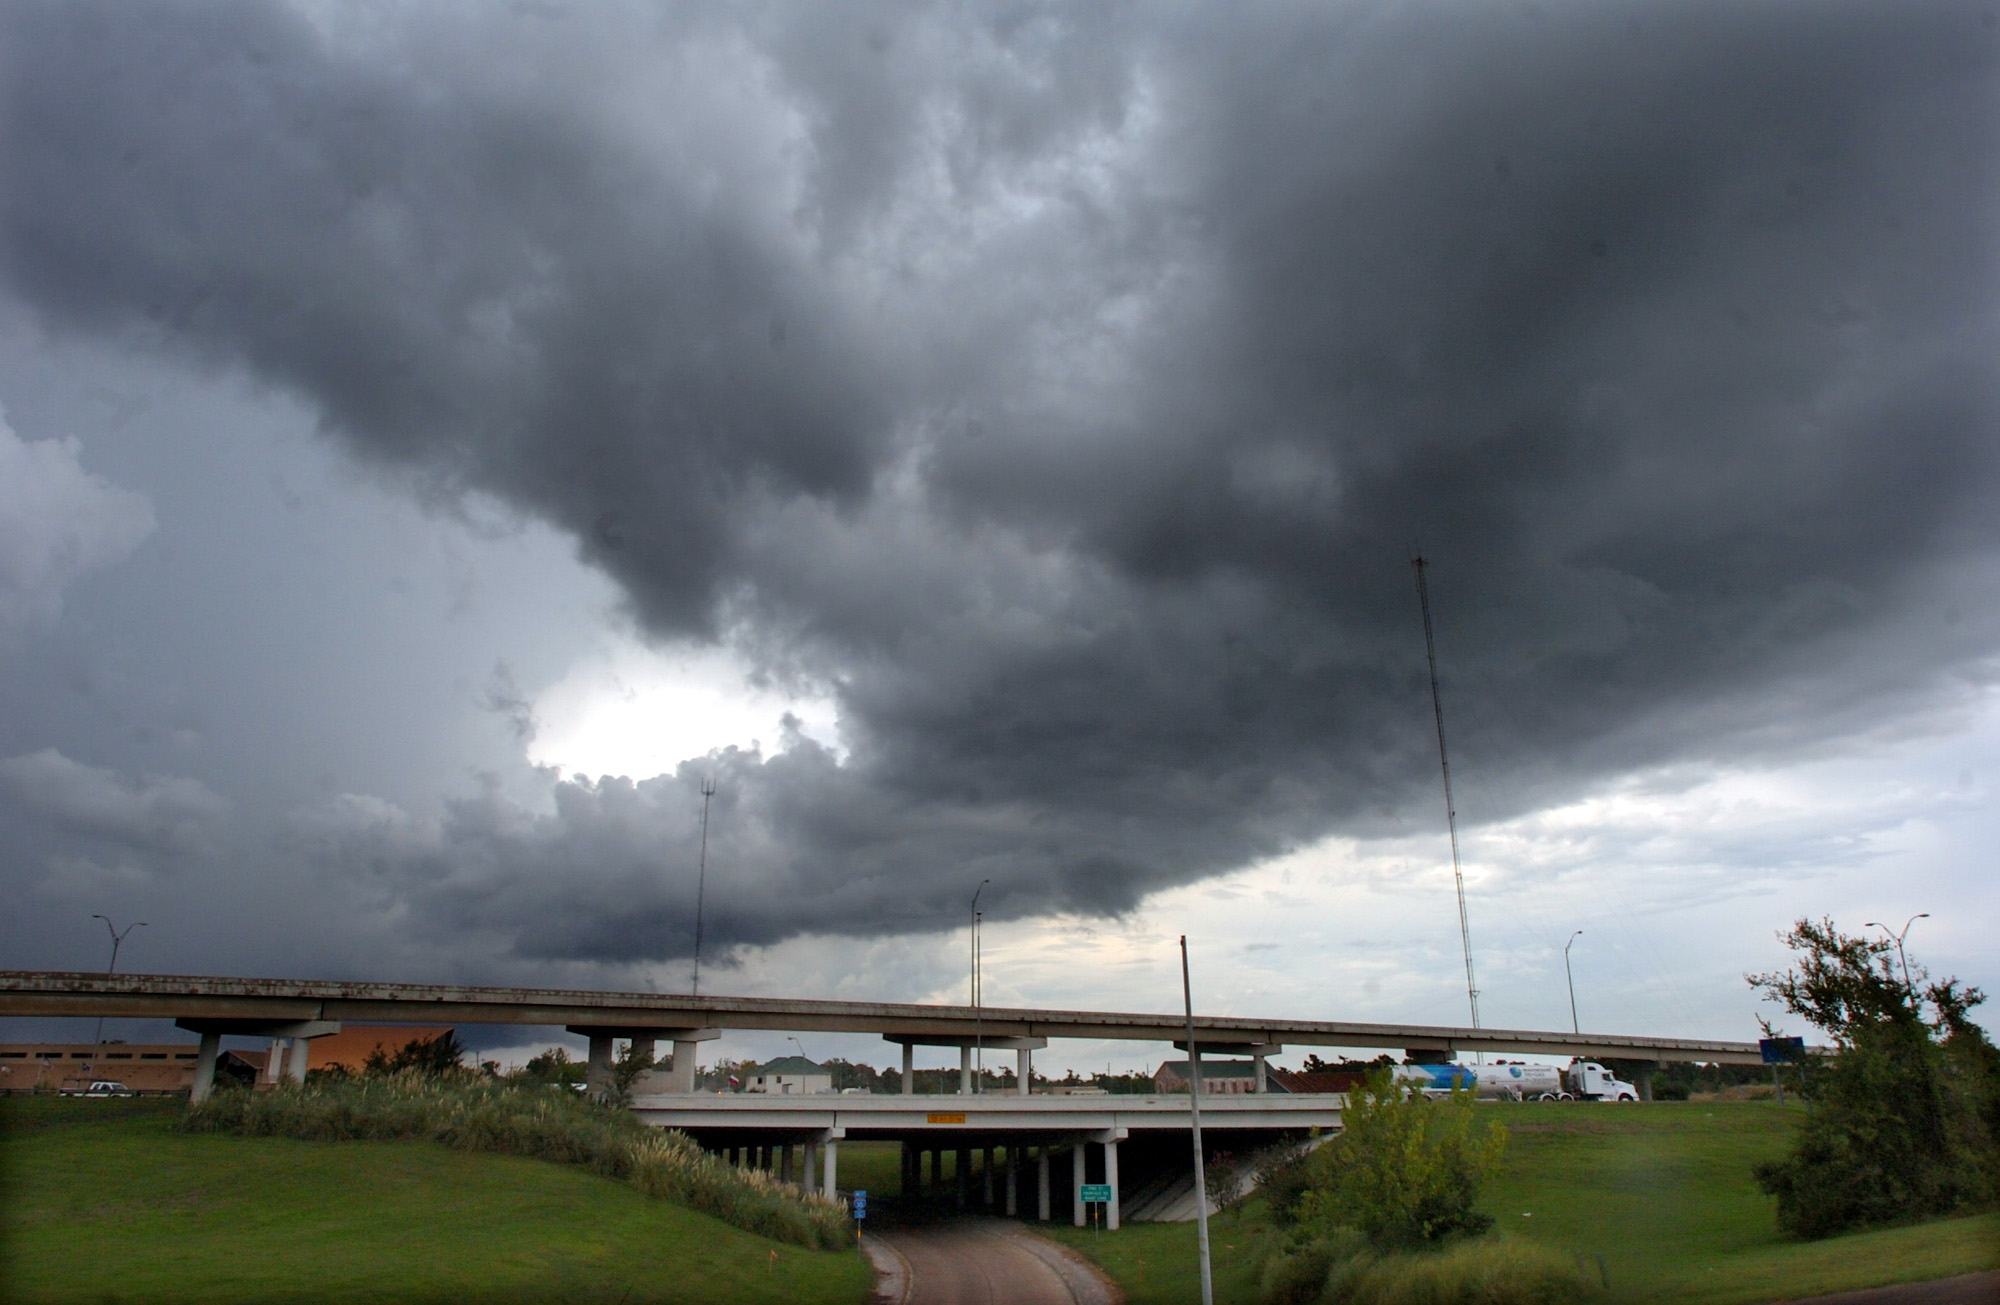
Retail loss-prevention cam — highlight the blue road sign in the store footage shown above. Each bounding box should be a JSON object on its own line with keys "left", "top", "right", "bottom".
{"left": 852, "top": 1190, "right": 867, "bottom": 1219}
{"left": 1759, "top": 1037, "right": 1804, "bottom": 1064}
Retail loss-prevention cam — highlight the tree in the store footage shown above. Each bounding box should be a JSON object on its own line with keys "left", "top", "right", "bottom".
{"left": 1747, "top": 917, "right": 1997, "bottom": 1238}
{"left": 363, "top": 1030, "right": 468, "bottom": 1078}
{"left": 520, "top": 1046, "right": 587, "bottom": 1087}
{"left": 1292, "top": 1068, "right": 1505, "bottom": 1249}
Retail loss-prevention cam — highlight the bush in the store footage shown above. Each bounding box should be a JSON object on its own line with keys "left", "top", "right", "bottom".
{"left": 1293, "top": 1069, "right": 1506, "bottom": 1250}
{"left": 179, "top": 1073, "right": 852, "bottom": 1249}
{"left": 1748, "top": 917, "right": 1999, "bottom": 1238}
{"left": 1321, "top": 1238, "right": 1599, "bottom": 1305}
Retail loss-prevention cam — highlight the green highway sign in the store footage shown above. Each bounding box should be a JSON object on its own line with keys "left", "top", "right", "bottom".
{"left": 1080, "top": 1184, "right": 1114, "bottom": 1202}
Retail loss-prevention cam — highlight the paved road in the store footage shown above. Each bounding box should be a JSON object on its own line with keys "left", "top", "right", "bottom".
{"left": 869, "top": 1221, "right": 1120, "bottom": 1305}
{"left": 1779, "top": 1270, "right": 2000, "bottom": 1305}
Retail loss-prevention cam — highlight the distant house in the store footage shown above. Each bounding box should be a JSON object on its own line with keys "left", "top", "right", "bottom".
{"left": 1152, "top": 1059, "right": 1276, "bottom": 1095}
{"left": 1268, "top": 1067, "right": 1368, "bottom": 1095}
{"left": 744, "top": 1055, "right": 833, "bottom": 1095}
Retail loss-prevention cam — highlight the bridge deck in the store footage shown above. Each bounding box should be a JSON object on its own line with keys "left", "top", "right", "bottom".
{"left": 0, "top": 971, "right": 1772, "bottom": 1063}
{"left": 630, "top": 1090, "right": 1345, "bottom": 1137}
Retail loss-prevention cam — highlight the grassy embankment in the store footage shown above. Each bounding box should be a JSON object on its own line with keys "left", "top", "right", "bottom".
{"left": 1043, "top": 1101, "right": 2000, "bottom": 1305}
{"left": 1, "top": 1096, "right": 874, "bottom": 1305}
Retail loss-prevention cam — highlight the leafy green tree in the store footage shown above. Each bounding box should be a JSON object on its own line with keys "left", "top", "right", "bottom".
{"left": 1293, "top": 1068, "right": 1506, "bottom": 1249}
{"left": 1748, "top": 917, "right": 1997, "bottom": 1238}
{"left": 520, "top": 1046, "right": 587, "bottom": 1087}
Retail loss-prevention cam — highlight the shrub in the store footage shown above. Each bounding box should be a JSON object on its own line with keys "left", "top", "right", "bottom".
{"left": 1321, "top": 1238, "right": 1599, "bottom": 1305}
{"left": 1748, "top": 917, "right": 2000, "bottom": 1238}
{"left": 179, "top": 1073, "right": 851, "bottom": 1249}
{"left": 1295, "top": 1068, "right": 1506, "bottom": 1250}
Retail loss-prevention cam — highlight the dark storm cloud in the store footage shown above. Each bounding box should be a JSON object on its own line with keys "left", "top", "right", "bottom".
{"left": 3, "top": 1, "right": 1995, "bottom": 965}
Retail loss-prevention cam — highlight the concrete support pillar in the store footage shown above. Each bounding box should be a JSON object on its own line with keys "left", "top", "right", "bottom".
{"left": 1255, "top": 1053, "right": 1268, "bottom": 1094}
{"left": 585, "top": 1033, "right": 616, "bottom": 1100}
{"left": 1017, "top": 1046, "right": 1032, "bottom": 1096}
{"left": 628, "top": 1036, "right": 656, "bottom": 1076}
{"left": 1005, "top": 1145, "right": 1018, "bottom": 1217}
{"left": 821, "top": 1138, "right": 839, "bottom": 1198}
{"left": 285, "top": 1035, "right": 312, "bottom": 1083}
{"left": 780, "top": 1143, "right": 793, "bottom": 1184}
{"left": 264, "top": 1039, "right": 286, "bottom": 1085}
{"left": 956, "top": 1146, "right": 970, "bottom": 1210}
{"left": 1636, "top": 1067, "right": 1655, "bottom": 1102}
{"left": 1105, "top": 1138, "right": 1121, "bottom": 1231}
{"left": 189, "top": 1030, "right": 221, "bottom": 1104}
{"left": 983, "top": 1146, "right": 995, "bottom": 1206}
{"left": 1037, "top": 1146, "right": 1051, "bottom": 1221}
{"left": 960, "top": 1045, "right": 973, "bottom": 1095}
{"left": 902, "top": 1042, "right": 916, "bottom": 1095}
{"left": 666, "top": 1040, "right": 699, "bottom": 1092}
{"left": 1072, "top": 1142, "right": 1086, "bottom": 1227}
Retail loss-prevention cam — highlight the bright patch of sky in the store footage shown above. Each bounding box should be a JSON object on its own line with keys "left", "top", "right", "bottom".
{"left": 526, "top": 637, "right": 843, "bottom": 781}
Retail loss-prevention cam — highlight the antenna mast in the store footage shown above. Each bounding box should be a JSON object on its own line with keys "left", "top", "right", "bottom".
{"left": 691, "top": 777, "right": 716, "bottom": 997}
{"left": 1412, "top": 555, "right": 1480, "bottom": 1029}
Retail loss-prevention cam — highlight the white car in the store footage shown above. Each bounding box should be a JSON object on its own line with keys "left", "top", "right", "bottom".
{"left": 65, "top": 1080, "right": 135, "bottom": 1097}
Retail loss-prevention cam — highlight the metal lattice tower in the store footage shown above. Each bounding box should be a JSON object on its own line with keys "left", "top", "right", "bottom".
{"left": 1412, "top": 555, "right": 1480, "bottom": 1030}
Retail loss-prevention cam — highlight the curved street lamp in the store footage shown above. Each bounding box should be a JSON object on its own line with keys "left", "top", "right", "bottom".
{"left": 971, "top": 879, "right": 990, "bottom": 1093}
{"left": 1863, "top": 913, "right": 1929, "bottom": 995}
{"left": 89, "top": 915, "right": 146, "bottom": 1070}
{"left": 1563, "top": 931, "right": 1584, "bottom": 1035}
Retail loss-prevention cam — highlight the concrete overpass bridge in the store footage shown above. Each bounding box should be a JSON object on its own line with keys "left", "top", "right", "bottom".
{"left": 1, "top": 970, "right": 1773, "bottom": 1228}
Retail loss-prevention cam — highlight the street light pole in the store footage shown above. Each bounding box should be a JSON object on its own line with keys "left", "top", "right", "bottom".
{"left": 971, "top": 879, "right": 988, "bottom": 1093}
{"left": 1564, "top": 931, "right": 1584, "bottom": 1035}
{"left": 1181, "top": 935, "right": 1214, "bottom": 1305}
{"left": 89, "top": 915, "right": 146, "bottom": 1071}
{"left": 691, "top": 777, "right": 716, "bottom": 997}
{"left": 1863, "top": 913, "right": 1929, "bottom": 995}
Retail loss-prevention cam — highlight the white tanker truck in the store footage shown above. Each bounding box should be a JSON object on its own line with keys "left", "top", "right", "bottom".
{"left": 1394, "top": 1060, "right": 1641, "bottom": 1102}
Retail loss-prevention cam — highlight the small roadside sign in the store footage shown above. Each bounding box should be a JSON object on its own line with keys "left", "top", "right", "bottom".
{"left": 852, "top": 1190, "right": 867, "bottom": 1219}
{"left": 1080, "top": 1183, "right": 1113, "bottom": 1203}
{"left": 1759, "top": 1037, "right": 1804, "bottom": 1064}
{"left": 926, "top": 1112, "right": 966, "bottom": 1124}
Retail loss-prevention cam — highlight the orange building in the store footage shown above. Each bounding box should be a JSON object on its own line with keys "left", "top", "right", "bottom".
{"left": 305, "top": 1026, "right": 456, "bottom": 1073}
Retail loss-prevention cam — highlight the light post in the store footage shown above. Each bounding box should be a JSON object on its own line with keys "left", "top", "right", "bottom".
{"left": 971, "top": 879, "right": 989, "bottom": 1093}
{"left": 691, "top": 777, "right": 716, "bottom": 997}
{"left": 1564, "top": 931, "right": 1584, "bottom": 1035}
{"left": 1863, "top": 913, "right": 1929, "bottom": 995}
{"left": 89, "top": 915, "right": 146, "bottom": 1071}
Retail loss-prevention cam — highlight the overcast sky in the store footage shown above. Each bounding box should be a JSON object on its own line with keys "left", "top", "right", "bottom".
{"left": 1, "top": 0, "right": 1995, "bottom": 1073}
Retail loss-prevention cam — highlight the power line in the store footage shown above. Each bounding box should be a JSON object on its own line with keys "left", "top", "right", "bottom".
{"left": 1412, "top": 554, "right": 1480, "bottom": 1030}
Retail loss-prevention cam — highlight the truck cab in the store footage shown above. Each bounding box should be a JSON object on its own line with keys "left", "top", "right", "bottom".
{"left": 1565, "top": 1061, "right": 1639, "bottom": 1101}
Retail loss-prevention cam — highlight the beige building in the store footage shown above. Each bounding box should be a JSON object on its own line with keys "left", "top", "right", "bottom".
{"left": 0, "top": 1043, "right": 204, "bottom": 1093}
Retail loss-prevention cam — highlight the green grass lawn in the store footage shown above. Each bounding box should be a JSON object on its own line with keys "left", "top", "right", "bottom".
{"left": 1, "top": 1097, "right": 874, "bottom": 1305}
{"left": 1046, "top": 1101, "right": 2000, "bottom": 1305}
{"left": 1484, "top": 1100, "right": 2000, "bottom": 1304}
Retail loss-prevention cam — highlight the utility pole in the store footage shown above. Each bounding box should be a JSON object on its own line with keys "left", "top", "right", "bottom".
{"left": 1181, "top": 935, "right": 1215, "bottom": 1305}
{"left": 1864, "top": 913, "right": 1929, "bottom": 996}
{"left": 971, "top": 879, "right": 988, "bottom": 1092}
{"left": 1412, "top": 555, "right": 1480, "bottom": 1031}
{"left": 89, "top": 915, "right": 145, "bottom": 1071}
{"left": 691, "top": 777, "right": 716, "bottom": 997}
{"left": 1564, "top": 931, "right": 1584, "bottom": 1034}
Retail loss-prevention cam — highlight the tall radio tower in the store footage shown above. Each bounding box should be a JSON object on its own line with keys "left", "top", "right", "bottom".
{"left": 1412, "top": 555, "right": 1480, "bottom": 1030}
